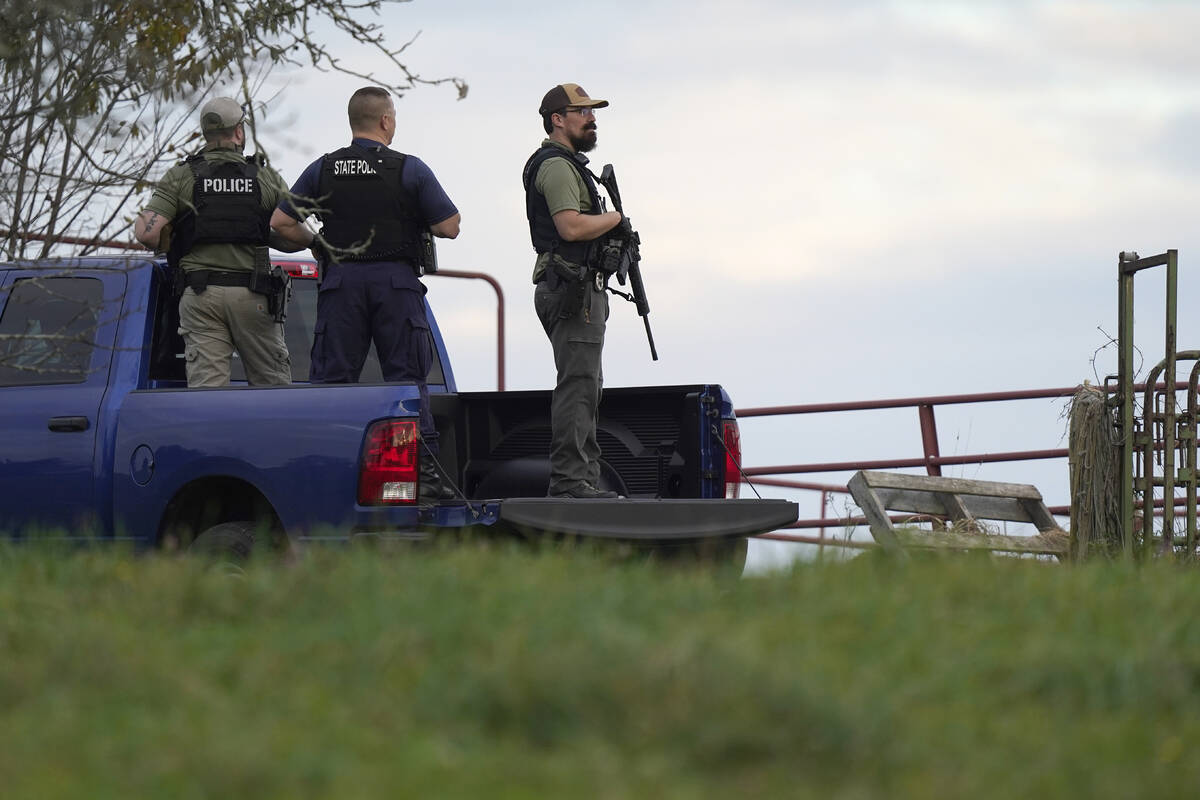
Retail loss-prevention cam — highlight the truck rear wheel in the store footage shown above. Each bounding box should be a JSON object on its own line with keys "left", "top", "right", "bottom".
{"left": 189, "top": 520, "right": 259, "bottom": 564}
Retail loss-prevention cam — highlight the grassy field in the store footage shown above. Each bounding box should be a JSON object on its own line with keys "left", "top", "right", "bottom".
{"left": 0, "top": 542, "right": 1197, "bottom": 799}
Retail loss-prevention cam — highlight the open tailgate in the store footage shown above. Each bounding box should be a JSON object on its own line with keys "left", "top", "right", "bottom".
{"left": 496, "top": 498, "right": 798, "bottom": 541}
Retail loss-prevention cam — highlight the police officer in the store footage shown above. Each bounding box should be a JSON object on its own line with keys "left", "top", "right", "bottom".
{"left": 134, "top": 96, "right": 297, "bottom": 387}
{"left": 523, "top": 83, "right": 628, "bottom": 499}
{"left": 270, "top": 86, "right": 460, "bottom": 502}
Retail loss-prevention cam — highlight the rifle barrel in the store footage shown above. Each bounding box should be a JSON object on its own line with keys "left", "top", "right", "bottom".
{"left": 643, "top": 317, "right": 659, "bottom": 361}
{"left": 601, "top": 164, "right": 658, "bottom": 361}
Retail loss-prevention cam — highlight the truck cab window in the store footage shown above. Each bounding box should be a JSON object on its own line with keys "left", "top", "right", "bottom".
{"left": 0, "top": 277, "right": 103, "bottom": 386}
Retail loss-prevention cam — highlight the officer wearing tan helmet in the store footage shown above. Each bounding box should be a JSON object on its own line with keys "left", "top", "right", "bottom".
{"left": 523, "top": 83, "right": 630, "bottom": 499}
{"left": 134, "top": 97, "right": 300, "bottom": 387}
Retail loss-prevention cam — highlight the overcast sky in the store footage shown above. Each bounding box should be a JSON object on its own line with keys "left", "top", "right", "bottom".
{"left": 238, "top": 0, "right": 1200, "bottom": 567}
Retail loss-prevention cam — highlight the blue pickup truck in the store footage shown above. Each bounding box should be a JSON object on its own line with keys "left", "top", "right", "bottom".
{"left": 0, "top": 256, "right": 796, "bottom": 566}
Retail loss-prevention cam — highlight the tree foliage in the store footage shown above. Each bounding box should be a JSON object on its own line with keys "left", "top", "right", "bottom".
{"left": 0, "top": 0, "right": 466, "bottom": 259}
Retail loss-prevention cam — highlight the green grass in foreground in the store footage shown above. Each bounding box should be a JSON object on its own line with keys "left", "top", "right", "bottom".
{"left": 0, "top": 544, "right": 1197, "bottom": 799}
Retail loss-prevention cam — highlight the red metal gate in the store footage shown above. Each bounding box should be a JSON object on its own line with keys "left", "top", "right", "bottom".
{"left": 735, "top": 387, "right": 1080, "bottom": 546}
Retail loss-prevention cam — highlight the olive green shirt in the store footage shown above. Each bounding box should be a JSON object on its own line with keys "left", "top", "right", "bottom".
{"left": 530, "top": 139, "right": 594, "bottom": 283}
{"left": 145, "top": 145, "right": 287, "bottom": 273}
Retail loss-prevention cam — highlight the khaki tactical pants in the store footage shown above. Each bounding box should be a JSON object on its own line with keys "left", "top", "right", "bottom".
{"left": 534, "top": 272, "right": 609, "bottom": 495}
{"left": 178, "top": 285, "right": 291, "bottom": 387}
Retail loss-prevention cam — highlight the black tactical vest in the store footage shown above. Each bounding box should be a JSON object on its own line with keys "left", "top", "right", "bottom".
{"left": 316, "top": 144, "right": 421, "bottom": 262}
{"left": 168, "top": 153, "right": 269, "bottom": 264}
{"left": 522, "top": 145, "right": 604, "bottom": 266}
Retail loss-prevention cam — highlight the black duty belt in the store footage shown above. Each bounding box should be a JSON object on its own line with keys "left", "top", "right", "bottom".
{"left": 185, "top": 270, "right": 253, "bottom": 292}
{"left": 539, "top": 265, "right": 608, "bottom": 292}
{"left": 320, "top": 258, "right": 422, "bottom": 278}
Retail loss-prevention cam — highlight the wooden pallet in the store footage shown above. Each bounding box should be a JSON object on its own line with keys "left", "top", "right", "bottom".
{"left": 847, "top": 470, "right": 1069, "bottom": 557}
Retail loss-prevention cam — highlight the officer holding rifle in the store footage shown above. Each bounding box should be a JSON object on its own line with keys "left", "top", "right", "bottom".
{"left": 523, "top": 82, "right": 640, "bottom": 499}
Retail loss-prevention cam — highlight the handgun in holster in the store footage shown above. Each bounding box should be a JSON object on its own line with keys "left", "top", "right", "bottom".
{"left": 417, "top": 229, "right": 438, "bottom": 276}
{"left": 249, "top": 246, "right": 291, "bottom": 323}
{"left": 550, "top": 256, "right": 590, "bottom": 320}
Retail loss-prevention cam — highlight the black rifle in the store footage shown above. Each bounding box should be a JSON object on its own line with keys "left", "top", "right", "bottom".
{"left": 595, "top": 164, "right": 658, "bottom": 361}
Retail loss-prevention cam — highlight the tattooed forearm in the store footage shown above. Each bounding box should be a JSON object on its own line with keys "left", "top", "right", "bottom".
{"left": 133, "top": 209, "right": 169, "bottom": 250}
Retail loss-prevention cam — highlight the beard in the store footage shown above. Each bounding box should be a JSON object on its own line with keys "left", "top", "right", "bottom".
{"left": 570, "top": 125, "right": 598, "bottom": 153}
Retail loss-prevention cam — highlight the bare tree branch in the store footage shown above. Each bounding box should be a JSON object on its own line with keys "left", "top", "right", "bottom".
{"left": 0, "top": 0, "right": 466, "bottom": 259}
{"left": 0, "top": 0, "right": 466, "bottom": 372}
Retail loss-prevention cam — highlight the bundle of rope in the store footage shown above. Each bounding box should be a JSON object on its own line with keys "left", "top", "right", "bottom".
{"left": 1068, "top": 383, "right": 1123, "bottom": 558}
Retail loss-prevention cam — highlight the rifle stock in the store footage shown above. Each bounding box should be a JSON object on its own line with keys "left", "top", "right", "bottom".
{"left": 596, "top": 164, "right": 658, "bottom": 361}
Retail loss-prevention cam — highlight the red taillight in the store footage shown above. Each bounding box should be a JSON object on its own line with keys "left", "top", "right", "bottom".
{"left": 722, "top": 419, "right": 741, "bottom": 499}
{"left": 358, "top": 419, "right": 419, "bottom": 505}
{"left": 275, "top": 260, "right": 319, "bottom": 279}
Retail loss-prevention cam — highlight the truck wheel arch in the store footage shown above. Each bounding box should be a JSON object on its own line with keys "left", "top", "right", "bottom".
{"left": 158, "top": 476, "right": 287, "bottom": 553}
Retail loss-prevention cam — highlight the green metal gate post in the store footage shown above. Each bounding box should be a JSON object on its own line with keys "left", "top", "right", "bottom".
{"left": 1117, "top": 249, "right": 1178, "bottom": 557}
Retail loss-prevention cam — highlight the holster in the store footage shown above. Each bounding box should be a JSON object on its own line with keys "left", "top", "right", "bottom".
{"left": 549, "top": 256, "right": 591, "bottom": 320}
{"left": 248, "top": 247, "right": 291, "bottom": 322}
{"left": 417, "top": 230, "right": 438, "bottom": 275}
{"left": 186, "top": 270, "right": 210, "bottom": 295}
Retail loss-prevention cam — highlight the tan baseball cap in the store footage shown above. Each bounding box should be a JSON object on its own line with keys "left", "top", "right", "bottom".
{"left": 200, "top": 97, "right": 245, "bottom": 133}
{"left": 538, "top": 83, "right": 609, "bottom": 115}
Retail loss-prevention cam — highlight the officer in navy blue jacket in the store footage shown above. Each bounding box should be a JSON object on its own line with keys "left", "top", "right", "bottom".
{"left": 270, "top": 86, "right": 461, "bottom": 502}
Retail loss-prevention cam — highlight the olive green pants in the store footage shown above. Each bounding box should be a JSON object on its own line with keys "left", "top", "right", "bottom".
{"left": 534, "top": 274, "right": 608, "bottom": 494}
{"left": 178, "top": 285, "right": 291, "bottom": 387}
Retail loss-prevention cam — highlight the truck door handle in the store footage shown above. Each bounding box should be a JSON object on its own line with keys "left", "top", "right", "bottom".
{"left": 48, "top": 416, "right": 90, "bottom": 432}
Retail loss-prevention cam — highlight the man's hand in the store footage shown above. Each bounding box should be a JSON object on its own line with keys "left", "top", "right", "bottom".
{"left": 613, "top": 214, "right": 634, "bottom": 240}
{"left": 308, "top": 237, "right": 330, "bottom": 264}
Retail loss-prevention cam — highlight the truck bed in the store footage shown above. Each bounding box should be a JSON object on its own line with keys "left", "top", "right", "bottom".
{"left": 432, "top": 385, "right": 734, "bottom": 500}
